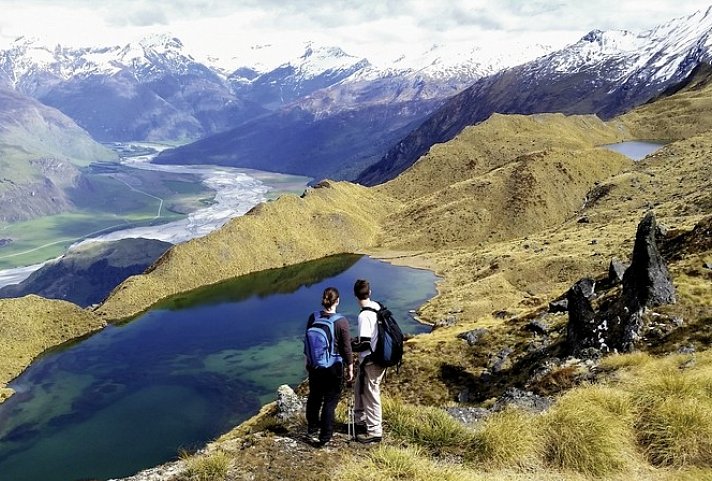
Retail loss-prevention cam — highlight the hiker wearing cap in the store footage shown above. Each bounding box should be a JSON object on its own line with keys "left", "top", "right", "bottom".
{"left": 304, "top": 287, "right": 354, "bottom": 447}
{"left": 352, "top": 279, "right": 386, "bottom": 443}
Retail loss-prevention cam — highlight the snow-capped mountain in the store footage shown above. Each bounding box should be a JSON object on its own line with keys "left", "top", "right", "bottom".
{"left": 0, "top": 33, "right": 557, "bottom": 143}
{"left": 0, "top": 34, "right": 210, "bottom": 95}
{"left": 357, "top": 40, "right": 555, "bottom": 82}
{"left": 357, "top": 6, "right": 712, "bottom": 186}
{"left": 0, "top": 34, "right": 268, "bottom": 141}
{"left": 155, "top": 39, "right": 558, "bottom": 179}
{"left": 228, "top": 42, "right": 371, "bottom": 109}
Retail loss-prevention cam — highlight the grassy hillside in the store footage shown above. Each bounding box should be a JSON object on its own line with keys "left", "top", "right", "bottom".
{"left": 618, "top": 63, "right": 712, "bottom": 140}
{"left": 96, "top": 181, "right": 399, "bottom": 320}
{"left": 0, "top": 296, "right": 104, "bottom": 401}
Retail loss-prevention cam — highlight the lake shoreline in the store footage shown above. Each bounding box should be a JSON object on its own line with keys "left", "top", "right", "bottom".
{"left": 0, "top": 248, "right": 442, "bottom": 411}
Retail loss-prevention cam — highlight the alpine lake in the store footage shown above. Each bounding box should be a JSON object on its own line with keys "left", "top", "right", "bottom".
{"left": 0, "top": 255, "right": 437, "bottom": 481}
{"left": 602, "top": 140, "right": 666, "bottom": 161}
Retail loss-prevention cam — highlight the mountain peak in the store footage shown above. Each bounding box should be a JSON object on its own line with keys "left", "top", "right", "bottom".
{"left": 139, "top": 33, "right": 184, "bottom": 52}
{"left": 582, "top": 29, "right": 605, "bottom": 43}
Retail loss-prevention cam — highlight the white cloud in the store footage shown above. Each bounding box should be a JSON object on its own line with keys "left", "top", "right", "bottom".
{"left": 0, "top": 0, "right": 710, "bottom": 61}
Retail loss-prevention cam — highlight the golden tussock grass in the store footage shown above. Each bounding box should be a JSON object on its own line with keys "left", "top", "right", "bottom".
{"left": 340, "top": 445, "right": 485, "bottom": 481}
{"left": 382, "top": 397, "right": 475, "bottom": 453}
{"left": 468, "top": 408, "right": 542, "bottom": 469}
{"left": 180, "top": 450, "right": 230, "bottom": 481}
{"left": 541, "top": 388, "right": 638, "bottom": 476}
{"left": 0, "top": 295, "right": 104, "bottom": 401}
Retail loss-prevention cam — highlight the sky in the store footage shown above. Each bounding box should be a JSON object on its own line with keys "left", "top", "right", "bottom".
{"left": 0, "top": 1, "right": 711, "bottom": 63}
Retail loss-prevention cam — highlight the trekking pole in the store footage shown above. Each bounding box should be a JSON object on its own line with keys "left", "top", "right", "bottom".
{"left": 347, "top": 390, "right": 355, "bottom": 440}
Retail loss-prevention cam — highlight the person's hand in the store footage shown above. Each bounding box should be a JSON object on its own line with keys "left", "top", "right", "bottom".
{"left": 346, "top": 364, "right": 354, "bottom": 383}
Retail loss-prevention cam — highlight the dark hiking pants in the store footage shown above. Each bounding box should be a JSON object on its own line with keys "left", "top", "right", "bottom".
{"left": 306, "top": 364, "right": 343, "bottom": 442}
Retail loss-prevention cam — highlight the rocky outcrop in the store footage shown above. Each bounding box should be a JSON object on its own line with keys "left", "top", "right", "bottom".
{"left": 565, "top": 279, "right": 600, "bottom": 355}
{"left": 622, "top": 212, "right": 676, "bottom": 311}
{"left": 276, "top": 385, "right": 303, "bottom": 422}
{"left": 566, "top": 212, "right": 677, "bottom": 355}
{"left": 457, "top": 328, "right": 489, "bottom": 347}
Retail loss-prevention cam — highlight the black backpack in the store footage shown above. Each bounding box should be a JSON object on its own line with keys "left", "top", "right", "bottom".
{"left": 361, "top": 302, "right": 404, "bottom": 368}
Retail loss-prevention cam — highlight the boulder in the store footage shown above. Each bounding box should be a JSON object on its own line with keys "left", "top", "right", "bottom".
{"left": 432, "top": 315, "right": 458, "bottom": 331}
{"left": 445, "top": 406, "right": 491, "bottom": 425}
{"left": 576, "top": 278, "right": 596, "bottom": 298}
{"left": 489, "top": 347, "right": 514, "bottom": 373}
{"left": 457, "top": 328, "right": 489, "bottom": 346}
{"left": 276, "top": 384, "right": 302, "bottom": 421}
{"left": 622, "top": 212, "right": 676, "bottom": 311}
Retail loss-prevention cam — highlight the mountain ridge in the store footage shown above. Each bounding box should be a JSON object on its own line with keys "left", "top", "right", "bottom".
{"left": 356, "top": 7, "right": 712, "bottom": 185}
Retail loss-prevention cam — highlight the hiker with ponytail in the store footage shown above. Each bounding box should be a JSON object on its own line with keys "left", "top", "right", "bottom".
{"left": 304, "top": 287, "right": 354, "bottom": 447}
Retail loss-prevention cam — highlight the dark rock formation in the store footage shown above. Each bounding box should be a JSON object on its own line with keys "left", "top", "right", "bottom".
{"left": 576, "top": 278, "right": 596, "bottom": 299}
{"left": 523, "top": 319, "right": 550, "bottom": 336}
{"left": 489, "top": 348, "right": 514, "bottom": 373}
{"left": 622, "top": 212, "right": 676, "bottom": 311}
{"left": 548, "top": 298, "right": 569, "bottom": 313}
{"left": 565, "top": 279, "right": 601, "bottom": 355}
{"left": 566, "top": 212, "right": 678, "bottom": 355}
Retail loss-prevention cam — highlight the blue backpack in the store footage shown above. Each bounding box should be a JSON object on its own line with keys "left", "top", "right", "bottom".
{"left": 304, "top": 311, "right": 344, "bottom": 369}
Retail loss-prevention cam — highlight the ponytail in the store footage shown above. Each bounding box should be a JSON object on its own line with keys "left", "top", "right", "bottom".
{"left": 322, "top": 287, "right": 340, "bottom": 309}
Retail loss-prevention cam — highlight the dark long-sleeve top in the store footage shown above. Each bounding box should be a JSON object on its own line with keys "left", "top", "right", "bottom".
{"left": 307, "top": 311, "right": 353, "bottom": 365}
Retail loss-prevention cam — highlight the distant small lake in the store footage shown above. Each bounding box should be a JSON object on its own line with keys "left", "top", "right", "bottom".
{"left": 0, "top": 255, "right": 437, "bottom": 481}
{"left": 602, "top": 140, "right": 665, "bottom": 161}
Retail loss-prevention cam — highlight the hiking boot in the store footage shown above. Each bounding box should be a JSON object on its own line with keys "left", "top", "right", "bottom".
{"left": 356, "top": 433, "right": 382, "bottom": 444}
{"left": 306, "top": 428, "right": 320, "bottom": 444}
{"left": 354, "top": 423, "right": 367, "bottom": 435}
{"left": 311, "top": 438, "right": 333, "bottom": 448}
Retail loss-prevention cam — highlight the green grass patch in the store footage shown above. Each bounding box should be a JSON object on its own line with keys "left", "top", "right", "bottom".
{"left": 0, "top": 168, "right": 215, "bottom": 268}
{"left": 0, "top": 212, "right": 181, "bottom": 269}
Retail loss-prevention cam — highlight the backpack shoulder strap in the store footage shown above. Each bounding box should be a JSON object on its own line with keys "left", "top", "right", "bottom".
{"left": 307, "top": 310, "right": 323, "bottom": 328}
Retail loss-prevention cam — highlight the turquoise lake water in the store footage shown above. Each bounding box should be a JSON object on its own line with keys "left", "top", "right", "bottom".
{"left": 0, "top": 255, "right": 437, "bottom": 481}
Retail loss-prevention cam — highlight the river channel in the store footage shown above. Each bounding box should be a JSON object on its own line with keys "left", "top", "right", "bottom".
{"left": 0, "top": 255, "right": 437, "bottom": 481}
{"left": 0, "top": 144, "right": 309, "bottom": 288}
